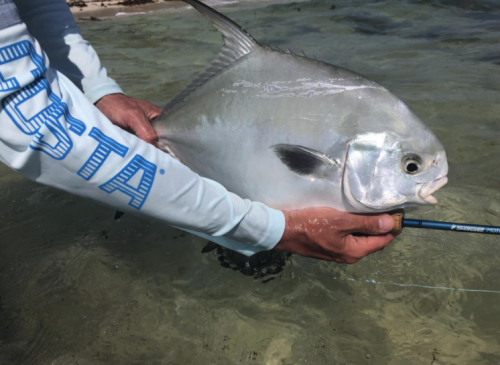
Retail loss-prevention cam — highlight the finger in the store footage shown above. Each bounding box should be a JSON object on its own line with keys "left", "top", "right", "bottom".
{"left": 149, "top": 105, "right": 161, "bottom": 119}
{"left": 128, "top": 111, "right": 158, "bottom": 145}
{"left": 341, "top": 213, "right": 394, "bottom": 235}
{"left": 139, "top": 101, "right": 161, "bottom": 120}
{"left": 345, "top": 233, "right": 395, "bottom": 258}
{"left": 342, "top": 257, "right": 359, "bottom": 264}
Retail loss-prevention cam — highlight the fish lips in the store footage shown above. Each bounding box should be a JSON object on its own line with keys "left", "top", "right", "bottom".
{"left": 417, "top": 176, "right": 448, "bottom": 205}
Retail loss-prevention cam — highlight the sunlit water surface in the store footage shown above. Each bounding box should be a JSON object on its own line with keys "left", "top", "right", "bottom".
{"left": 1, "top": 0, "right": 500, "bottom": 364}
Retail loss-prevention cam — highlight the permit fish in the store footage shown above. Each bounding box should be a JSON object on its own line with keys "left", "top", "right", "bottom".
{"left": 153, "top": 0, "right": 448, "bottom": 213}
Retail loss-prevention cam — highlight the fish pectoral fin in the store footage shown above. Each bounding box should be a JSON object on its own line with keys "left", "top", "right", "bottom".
{"left": 272, "top": 144, "right": 340, "bottom": 179}
{"left": 164, "top": 0, "right": 260, "bottom": 112}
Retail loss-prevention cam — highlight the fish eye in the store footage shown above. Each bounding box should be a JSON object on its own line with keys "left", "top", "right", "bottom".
{"left": 402, "top": 155, "right": 422, "bottom": 175}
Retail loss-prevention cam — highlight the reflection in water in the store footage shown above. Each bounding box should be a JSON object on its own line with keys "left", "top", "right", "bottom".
{"left": 1, "top": 0, "right": 500, "bottom": 364}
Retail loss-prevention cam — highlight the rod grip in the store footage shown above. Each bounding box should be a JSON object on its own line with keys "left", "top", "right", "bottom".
{"left": 390, "top": 209, "right": 405, "bottom": 235}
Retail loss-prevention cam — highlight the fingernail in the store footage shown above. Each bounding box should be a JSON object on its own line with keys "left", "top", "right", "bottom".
{"left": 379, "top": 215, "right": 394, "bottom": 232}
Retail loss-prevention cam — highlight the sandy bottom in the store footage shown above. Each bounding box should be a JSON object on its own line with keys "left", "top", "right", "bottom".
{"left": 2, "top": 0, "right": 500, "bottom": 364}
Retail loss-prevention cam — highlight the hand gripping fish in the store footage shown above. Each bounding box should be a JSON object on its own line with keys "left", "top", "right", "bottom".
{"left": 153, "top": 0, "right": 449, "bottom": 214}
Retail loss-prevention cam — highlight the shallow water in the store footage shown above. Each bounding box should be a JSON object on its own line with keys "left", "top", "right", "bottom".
{"left": 1, "top": 0, "right": 500, "bottom": 364}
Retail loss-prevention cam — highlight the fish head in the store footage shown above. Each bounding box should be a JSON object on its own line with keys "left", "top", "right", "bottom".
{"left": 343, "top": 131, "right": 448, "bottom": 212}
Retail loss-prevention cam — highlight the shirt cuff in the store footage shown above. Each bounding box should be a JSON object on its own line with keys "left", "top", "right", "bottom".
{"left": 182, "top": 208, "right": 285, "bottom": 257}
{"left": 85, "top": 81, "right": 125, "bottom": 104}
{"left": 255, "top": 207, "right": 286, "bottom": 251}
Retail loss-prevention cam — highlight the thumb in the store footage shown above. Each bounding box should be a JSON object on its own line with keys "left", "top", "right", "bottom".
{"left": 140, "top": 101, "right": 161, "bottom": 120}
{"left": 342, "top": 214, "right": 394, "bottom": 235}
{"left": 129, "top": 110, "right": 158, "bottom": 145}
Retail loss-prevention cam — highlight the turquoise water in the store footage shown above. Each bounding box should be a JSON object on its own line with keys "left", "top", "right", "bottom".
{"left": 1, "top": 0, "right": 500, "bottom": 363}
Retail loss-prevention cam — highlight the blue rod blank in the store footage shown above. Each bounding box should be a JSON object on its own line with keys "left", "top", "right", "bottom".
{"left": 403, "top": 219, "right": 500, "bottom": 235}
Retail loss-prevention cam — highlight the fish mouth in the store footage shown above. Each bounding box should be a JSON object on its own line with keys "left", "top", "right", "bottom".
{"left": 418, "top": 177, "right": 448, "bottom": 205}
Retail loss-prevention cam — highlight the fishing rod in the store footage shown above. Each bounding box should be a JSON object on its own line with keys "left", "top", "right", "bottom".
{"left": 391, "top": 210, "right": 500, "bottom": 236}
{"left": 115, "top": 209, "right": 500, "bottom": 235}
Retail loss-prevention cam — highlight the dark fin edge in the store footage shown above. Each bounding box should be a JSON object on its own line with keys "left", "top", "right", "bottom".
{"left": 272, "top": 144, "right": 339, "bottom": 179}
{"left": 114, "top": 211, "right": 125, "bottom": 220}
{"left": 201, "top": 241, "right": 219, "bottom": 253}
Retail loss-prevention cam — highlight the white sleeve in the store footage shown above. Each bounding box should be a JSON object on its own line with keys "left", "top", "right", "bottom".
{"left": 13, "top": 0, "right": 124, "bottom": 104}
{"left": 0, "top": 20, "right": 286, "bottom": 256}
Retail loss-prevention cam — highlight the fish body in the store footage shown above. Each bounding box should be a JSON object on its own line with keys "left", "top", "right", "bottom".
{"left": 154, "top": 0, "right": 448, "bottom": 213}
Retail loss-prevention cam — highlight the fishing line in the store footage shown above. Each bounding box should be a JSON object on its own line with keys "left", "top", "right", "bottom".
{"left": 333, "top": 276, "right": 500, "bottom": 294}
{"left": 350, "top": 210, "right": 500, "bottom": 293}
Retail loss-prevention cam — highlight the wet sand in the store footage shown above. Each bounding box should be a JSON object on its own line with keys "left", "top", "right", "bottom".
{"left": 68, "top": 0, "right": 299, "bottom": 18}
{"left": 69, "top": 0, "right": 190, "bottom": 18}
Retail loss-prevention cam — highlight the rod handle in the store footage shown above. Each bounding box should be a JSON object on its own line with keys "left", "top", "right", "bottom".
{"left": 390, "top": 209, "right": 405, "bottom": 235}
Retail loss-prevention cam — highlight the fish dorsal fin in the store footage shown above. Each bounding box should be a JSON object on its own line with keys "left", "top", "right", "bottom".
{"left": 163, "top": 0, "right": 260, "bottom": 112}
{"left": 272, "top": 144, "right": 340, "bottom": 180}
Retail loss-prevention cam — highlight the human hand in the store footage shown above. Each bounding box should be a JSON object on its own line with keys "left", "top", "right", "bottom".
{"left": 275, "top": 208, "right": 395, "bottom": 263}
{"left": 95, "top": 93, "right": 161, "bottom": 145}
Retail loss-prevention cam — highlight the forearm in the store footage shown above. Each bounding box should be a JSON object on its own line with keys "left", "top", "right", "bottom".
{"left": 13, "top": 0, "right": 123, "bottom": 103}
{"left": 0, "top": 20, "right": 285, "bottom": 256}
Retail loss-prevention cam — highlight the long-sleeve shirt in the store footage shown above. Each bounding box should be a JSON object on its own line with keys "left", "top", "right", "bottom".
{"left": 13, "top": 0, "right": 124, "bottom": 103}
{"left": 0, "top": 0, "right": 286, "bottom": 256}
